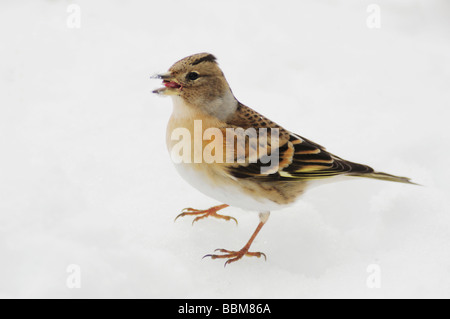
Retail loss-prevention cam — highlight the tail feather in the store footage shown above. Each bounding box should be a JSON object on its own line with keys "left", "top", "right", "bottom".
{"left": 330, "top": 156, "right": 419, "bottom": 185}
{"left": 349, "top": 171, "right": 419, "bottom": 185}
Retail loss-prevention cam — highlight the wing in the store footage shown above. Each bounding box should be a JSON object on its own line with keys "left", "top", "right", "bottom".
{"left": 222, "top": 103, "right": 418, "bottom": 185}
{"left": 226, "top": 132, "right": 374, "bottom": 182}
{"left": 224, "top": 102, "right": 374, "bottom": 182}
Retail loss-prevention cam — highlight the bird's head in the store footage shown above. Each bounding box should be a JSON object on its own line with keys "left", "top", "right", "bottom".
{"left": 152, "top": 53, "right": 237, "bottom": 119}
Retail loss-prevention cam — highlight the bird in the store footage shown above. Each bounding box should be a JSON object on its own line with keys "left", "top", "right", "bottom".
{"left": 151, "top": 52, "right": 416, "bottom": 266}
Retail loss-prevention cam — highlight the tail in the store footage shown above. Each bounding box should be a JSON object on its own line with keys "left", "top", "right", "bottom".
{"left": 330, "top": 155, "right": 419, "bottom": 186}
{"left": 349, "top": 171, "right": 419, "bottom": 185}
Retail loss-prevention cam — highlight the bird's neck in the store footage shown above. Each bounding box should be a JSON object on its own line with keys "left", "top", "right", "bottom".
{"left": 203, "top": 89, "right": 238, "bottom": 121}
{"left": 171, "top": 89, "right": 238, "bottom": 122}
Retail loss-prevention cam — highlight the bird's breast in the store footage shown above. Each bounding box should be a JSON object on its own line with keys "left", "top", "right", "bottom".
{"left": 164, "top": 96, "right": 300, "bottom": 212}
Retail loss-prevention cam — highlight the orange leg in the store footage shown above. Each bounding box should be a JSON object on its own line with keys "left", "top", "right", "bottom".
{"left": 174, "top": 204, "right": 237, "bottom": 225}
{"left": 204, "top": 212, "right": 270, "bottom": 267}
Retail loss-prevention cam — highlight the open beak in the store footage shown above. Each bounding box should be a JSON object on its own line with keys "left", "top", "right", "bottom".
{"left": 151, "top": 72, "right": 182, "bottom": 95}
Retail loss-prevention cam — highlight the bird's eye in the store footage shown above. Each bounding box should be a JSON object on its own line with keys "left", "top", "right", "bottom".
{"left": 186, "top": 72, "right": 199, "bottom": 81}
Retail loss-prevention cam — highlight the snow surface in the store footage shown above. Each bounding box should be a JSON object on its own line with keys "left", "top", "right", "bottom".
{"left": 0, "top": 0, "right": 449, "bottom": 298}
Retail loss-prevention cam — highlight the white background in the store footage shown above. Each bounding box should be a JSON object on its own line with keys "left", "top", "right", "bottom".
{"left": 1, "top": 0, "right": 449, "bottom": 298}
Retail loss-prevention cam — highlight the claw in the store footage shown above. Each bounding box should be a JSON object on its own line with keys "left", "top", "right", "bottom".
{"left": 202, "top": 213, "right": 269, "bottom": 266}
{"left": 174, "top": 204, "right": 237, "bottom": 225}
{"left": 203, "top": 248, "right": 267, "bottom": 267}
{"left": 181, "top": 207, "right": 198, "bottom": 212}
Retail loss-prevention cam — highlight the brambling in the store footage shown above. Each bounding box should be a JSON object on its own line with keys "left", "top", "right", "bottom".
{"left": 152, "top": 53, "right": 415, "bottom": 266}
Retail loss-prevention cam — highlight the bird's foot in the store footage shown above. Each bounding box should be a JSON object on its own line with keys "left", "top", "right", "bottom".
{"left": 174, "top": 204, "right": 236, "bottom": 225}
{"left": 203, "top": 248, "right": 266, "bottom": 267}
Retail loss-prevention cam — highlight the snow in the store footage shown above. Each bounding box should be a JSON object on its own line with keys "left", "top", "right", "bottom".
{"left": 1, "top": 0, "right": 449, "bottom": 298}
